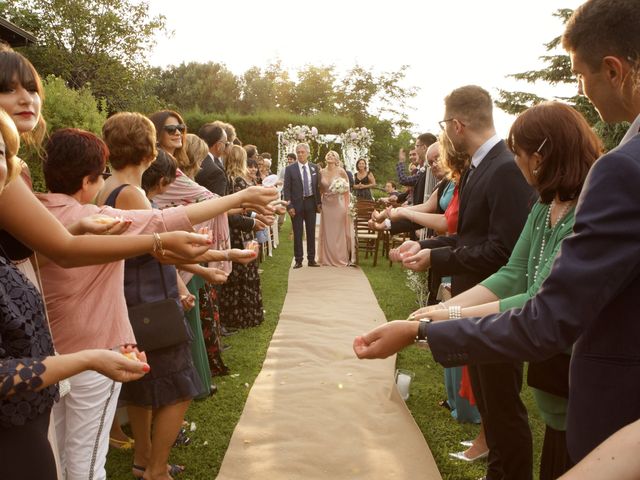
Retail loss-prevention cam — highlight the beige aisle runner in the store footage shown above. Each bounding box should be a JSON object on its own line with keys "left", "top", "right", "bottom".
{"left": 216, "top": 265, "right": 442, "bottom": 480}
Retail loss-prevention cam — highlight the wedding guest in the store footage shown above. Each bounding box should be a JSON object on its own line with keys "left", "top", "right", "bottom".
{"left": 283, "top": 142, "right": 322, "bottom": 268}
{"left": 384, "top": 181, "right": 400, "bottom": 197}
{"left": 261, "top": 157, "right": 272, "bottom": 179}
{"left": 148, "top": 110, "right": 189, "bottom": 170}
{"left": 183, "top": 134, "right": 209, "bottom": 179}
{"left": 318, "top": 151, "right": 353, "bottom": 267}
{"left": 220, "top": 145, "right": 266, "bottom": 329}
{"left": 150, "top": 116, "right": 233, "bottom": 377}
{"left": 247, "top": 158, "right": 259, "bottom": 185}
{"left": 353, "top": 158, "right": 376, "bottom": 200}
{"left": 196, "top": 122, "right": 229, "bottom": 197}
{"left": 355, "top": 7, "right": 640, "bottom": 466}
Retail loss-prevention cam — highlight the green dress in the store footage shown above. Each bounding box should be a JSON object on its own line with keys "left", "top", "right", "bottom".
{"left": 480, "top": 201, "right": 574, "bottom": 431}
{"left": 186, "top": 275, "right": 213, "bottom": 400}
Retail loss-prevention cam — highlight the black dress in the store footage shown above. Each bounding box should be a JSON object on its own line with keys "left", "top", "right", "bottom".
{"left": 218, "top": 177, "right": 264, "bottom": 329}
{"left": 354, "top": 172, "right": 374, "bottom": 200}
{"left": 0, "top": 253, "right": 59, "bottom": 480}
{"left": 104, "top": 185, "right": 202, "bottom": 408}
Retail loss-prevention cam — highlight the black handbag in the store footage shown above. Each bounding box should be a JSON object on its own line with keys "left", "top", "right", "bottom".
{"left": 127, "top": 262, "right": 190, "bottom": 352}
{"left": 526, "top": 353, "right": 571, "bottom": 398}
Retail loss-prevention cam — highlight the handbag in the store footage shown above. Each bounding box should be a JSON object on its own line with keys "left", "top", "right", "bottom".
{"left": 526, "top": 353, "right": 571, "bottom": 398}
{"left": 127, "top": 262, "right": 191, "bottom": 352}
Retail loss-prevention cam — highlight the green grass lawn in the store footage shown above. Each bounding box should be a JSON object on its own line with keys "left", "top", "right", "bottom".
{"left": 107, "top": 222, "right": 544, "bottom": 479}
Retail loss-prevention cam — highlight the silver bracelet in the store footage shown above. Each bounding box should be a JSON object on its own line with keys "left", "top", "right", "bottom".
{"left": 448, "top": 305, "right": 461, "bottom": 319}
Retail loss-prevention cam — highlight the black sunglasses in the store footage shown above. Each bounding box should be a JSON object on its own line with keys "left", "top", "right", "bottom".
{"left": 101, "top": 170, "right": 112, "bottom": 180}
{"left": 163, "top": 124, "right": 186, "bottom": 135}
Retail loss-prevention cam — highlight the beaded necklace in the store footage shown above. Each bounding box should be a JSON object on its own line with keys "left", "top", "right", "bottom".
{"left": 533, "top": 199, "right": 573, "bottom": 283}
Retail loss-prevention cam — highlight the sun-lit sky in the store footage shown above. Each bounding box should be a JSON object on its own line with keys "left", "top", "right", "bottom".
{"left": 148, "top": 0, "right": 585, "bottom": 137}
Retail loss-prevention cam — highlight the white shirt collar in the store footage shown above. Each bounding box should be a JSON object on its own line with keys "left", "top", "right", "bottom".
{"left": 470, "top": 133, "right": 501, "bottom": 168}
{"left": 297, "top": 161, "right": 311, "bottom": 172}
{"left": 619, "top": 113, "right": 640, "bottom": 146}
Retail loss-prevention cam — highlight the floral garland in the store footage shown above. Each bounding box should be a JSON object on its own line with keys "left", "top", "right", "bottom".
{"left": 339, "top": 127, "right": 373, "bottom": 150}
{"left": 280, "top": 124, "right": 320, "bottom": 147}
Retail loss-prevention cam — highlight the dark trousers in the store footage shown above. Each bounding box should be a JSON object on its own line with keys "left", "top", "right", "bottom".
{"left": 540, "top": 425, "right": 573, "bottom": 480}
{"left": 292, "top": 196, "right": 317, "bottom": 263}
{"left": 468, "top": 362, "right": 533, "bottom": 480}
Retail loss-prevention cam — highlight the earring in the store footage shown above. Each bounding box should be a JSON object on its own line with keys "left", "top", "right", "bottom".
{"left": 532, "top": 168, "right": 539, "bottom": 177}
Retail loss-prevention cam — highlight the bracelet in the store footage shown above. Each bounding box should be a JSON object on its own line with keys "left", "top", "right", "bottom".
{"left": 250, "top": 211, "right": 257, "bottom": 219}
{"left": 448, "top": 305, "right": 461, "bottom": 319}
{"left": 152, "top": 233, "right": 165, "bottom": 257}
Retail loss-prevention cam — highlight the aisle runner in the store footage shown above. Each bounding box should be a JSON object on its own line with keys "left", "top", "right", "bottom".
{"left": 217, "top": 266, "right": 442, "bottom": 480}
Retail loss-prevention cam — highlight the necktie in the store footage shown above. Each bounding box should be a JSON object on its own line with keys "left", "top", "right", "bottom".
{"left": 215, "top": 157, "right": 223, "bottom": 169}
{"left": 302, "top": 165, "right": 311, "bottom": 197}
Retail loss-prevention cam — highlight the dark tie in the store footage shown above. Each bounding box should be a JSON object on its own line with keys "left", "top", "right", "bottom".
{"left": 461, "top": 164, "right": 475, "bottom": 192}
{"left": 302, "top": 165, "right": 311, "bottom": 197}
{"left": 215, "top": 157, "right": 223, "bottom": 169}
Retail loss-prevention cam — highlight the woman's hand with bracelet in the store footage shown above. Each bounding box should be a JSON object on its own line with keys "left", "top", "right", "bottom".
{"left": 152, "top": 231, "right": 212, "bottom": 263}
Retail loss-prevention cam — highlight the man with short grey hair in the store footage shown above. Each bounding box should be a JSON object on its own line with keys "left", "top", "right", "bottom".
{"left": 283, "top": 143, "right": 322, "bottom": 268}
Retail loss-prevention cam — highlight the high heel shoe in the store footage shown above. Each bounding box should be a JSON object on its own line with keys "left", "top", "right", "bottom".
{"left": 449, "top": 449, "right": 489, "bottom": 462}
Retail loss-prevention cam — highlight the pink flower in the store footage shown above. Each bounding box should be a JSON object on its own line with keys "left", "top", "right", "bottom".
{"left": 350, "top": 131, "right": 357, "bottom": 140}
{"left": 311, "top": 126, "right": 318, "bottom": 136}
{"left": 297, "top": 133, "right": 306, "bottom": 140}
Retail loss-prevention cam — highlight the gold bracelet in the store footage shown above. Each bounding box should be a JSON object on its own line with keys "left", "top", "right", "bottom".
{"left": 152, "top": 233, "right": 165, "bottom": 257}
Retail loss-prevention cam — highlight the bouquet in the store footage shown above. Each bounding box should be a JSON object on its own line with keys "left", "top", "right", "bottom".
{"left": 329, "top": 177, "right": 350, "bottom": 194}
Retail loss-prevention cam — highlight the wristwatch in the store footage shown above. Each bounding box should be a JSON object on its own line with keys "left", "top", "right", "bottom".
{"left": 415, "top": 319, "right": 431, "bottom": 346}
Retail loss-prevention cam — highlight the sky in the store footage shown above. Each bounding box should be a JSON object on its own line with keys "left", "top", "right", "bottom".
{"left": 148, "top": 0, "right": 585, "bottom": 137}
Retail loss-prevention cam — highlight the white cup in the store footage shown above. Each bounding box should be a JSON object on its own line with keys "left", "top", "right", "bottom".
{"left": 395, "top": 369, "right": 415, "bottom": 401}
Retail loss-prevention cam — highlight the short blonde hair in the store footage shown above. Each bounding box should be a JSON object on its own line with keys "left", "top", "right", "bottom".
{"left": 102, "top": 112, "right": 157, "bottom": 169}
{"left": 225, "top": 144, "right": 247, "bottom": 181}
{"left": 439, "top": 131, "right": 469, "bottom": 181}
{"left": 0, "top": 108, "right": 21, "bottom": 184}
{"left": 184, "top": 133, "right": 209, "bottom": 177}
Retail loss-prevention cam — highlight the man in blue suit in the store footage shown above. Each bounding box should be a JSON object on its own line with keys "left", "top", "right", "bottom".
{"left": 354, "top": 0, "right": 640, "bottom": 468}
{"left": 283, "top": 143, "right": 322, "bottom": 268}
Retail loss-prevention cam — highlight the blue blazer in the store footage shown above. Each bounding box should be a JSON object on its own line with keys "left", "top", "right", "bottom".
{"left": 283, "top": 162, "right": 321, "bottom": 213}
{"left": 426, "top": 134, "right": 640, "bottom": 462}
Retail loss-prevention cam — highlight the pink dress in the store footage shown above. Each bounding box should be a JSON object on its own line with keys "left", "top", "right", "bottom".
{"left": 154, "top": 169, "right": 231, "bottom": 279}
{"left": 318, "top": 172, "right": 355, "bottom": 267}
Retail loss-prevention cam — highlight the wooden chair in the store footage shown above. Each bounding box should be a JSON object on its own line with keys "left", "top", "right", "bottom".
{"left": 354, "top": 199, "right": 383, "bottom": 266}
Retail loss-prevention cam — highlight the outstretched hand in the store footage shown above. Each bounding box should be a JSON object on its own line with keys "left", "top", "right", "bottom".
{"left": 389, "top": 240, "right": 420, "bottom": 263}
{"left": 353, "top": 321, "right": 419, "bottom": 359}
{"left": 227, "top": 248, "right": 258, "bottom": 265}
{"left": 402, "top": 248, "right": 431, "bottom": 271}
{"left": 241, "top": 186, "right": 280, "bottom": 214}
{"left": 75, "top": 214, "right": 132, "bottom": 236}
{"left": 153, "top": 231, "right": 212, "bottom": 264}
{"left": 91, "top": 349, "right": 149, "bottom": 383}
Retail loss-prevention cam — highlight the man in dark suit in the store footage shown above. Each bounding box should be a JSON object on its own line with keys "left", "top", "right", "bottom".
{"left": 196, "top": 122, "right": 228, "bottom": 197}
{"left": 381, "top": 86, "right": 534, "bottom": 480}
{"left": 354, "top": 0, "right": 640, "bottom": 469}
{"left": 283, "top": 142, "right": 321, "bottom": 268}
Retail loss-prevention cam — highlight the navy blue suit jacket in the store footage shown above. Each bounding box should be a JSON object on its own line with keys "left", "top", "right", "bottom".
{"left": 283, "top": 162, "right": 321, "bottom": 213}
{"left": 426, "top": 134, "right": 640, "bottom": 462}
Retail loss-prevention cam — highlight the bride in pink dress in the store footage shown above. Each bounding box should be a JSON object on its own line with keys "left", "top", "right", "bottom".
{"left": 318, "top": 151, "right": 355, "bottom": 266}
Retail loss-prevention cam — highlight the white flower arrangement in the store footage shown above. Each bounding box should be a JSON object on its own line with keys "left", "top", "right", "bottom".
{"left": 328, "top": 177, "right": 350, "bottom": 194}
{"left": 405, "top": 270, "right": 430, "bottom": 308}
{"left": 281, "top": 124, "right": 320, "bottom": 147}
{"left": 340, "top": 126, "right": 373, "bottom": 150}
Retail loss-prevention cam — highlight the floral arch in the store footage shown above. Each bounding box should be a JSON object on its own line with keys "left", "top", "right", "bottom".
{"left": 277, "top": 125, "right": 373, "bottom": 173}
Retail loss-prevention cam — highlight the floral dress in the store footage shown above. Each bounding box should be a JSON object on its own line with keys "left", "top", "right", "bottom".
{"left": 218, "top": 176, "right": 264, "bottom": 329}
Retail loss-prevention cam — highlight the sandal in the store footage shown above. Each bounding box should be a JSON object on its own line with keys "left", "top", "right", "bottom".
{"left": 132, "top": 464, "right": 185, "bottom": 478}
{"left": 173, "top": 426, "right": 191, "bottom": 447}
{"left": 110, "top": 436, "right": 135, "bottom": 450}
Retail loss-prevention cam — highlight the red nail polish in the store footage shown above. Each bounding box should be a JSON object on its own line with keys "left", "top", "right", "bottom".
{"left": 142, "top": 364, "right": 150, "bottom": 373}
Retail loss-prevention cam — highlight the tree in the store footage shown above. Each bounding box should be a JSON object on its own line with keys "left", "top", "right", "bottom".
{"left": 496, "top": 8, "right": 627, "bottom": 150}
{"left": 2, "top": 0, "right": 167, "bottom": 112}
{"left": 154, "top": 62, "right": 241, "bottom": 114}
{"left": 291, "top": 65, "right": 337, "bottom": 116}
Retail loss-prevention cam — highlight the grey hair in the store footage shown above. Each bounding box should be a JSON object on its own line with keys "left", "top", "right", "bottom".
{"left": 296, "top": 143, "right": 310, "bottom": 153}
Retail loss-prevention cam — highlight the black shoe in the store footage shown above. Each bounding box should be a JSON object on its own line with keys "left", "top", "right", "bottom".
{"left": 293, "top": 262, "right": 303, "bottom": 269}
{"left": 307, "top": 261, "right": 320, "bottom": 267}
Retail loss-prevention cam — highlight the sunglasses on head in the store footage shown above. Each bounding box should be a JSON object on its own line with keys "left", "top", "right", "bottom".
{"left": 101, "top": 169, "right": 112, "bottom": 180}
{"left": 163, "top": 124, "right": 186, "bottom": 135}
